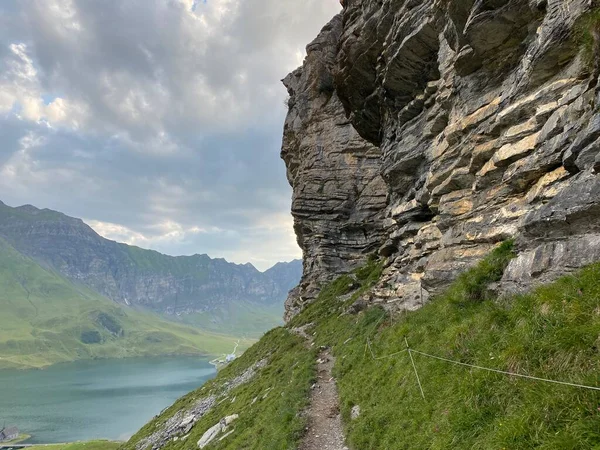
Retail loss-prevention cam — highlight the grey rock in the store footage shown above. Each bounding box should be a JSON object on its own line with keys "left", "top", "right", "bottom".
{"left": 345, "top": 299, "right": 367, "bottom": 315}
{"left": 575, "top": 138, "right": 600, "bottom": 172}
{"left": 522, "top": 172, "right": 600, "bottom": 238}
{"left": 197, "top": 415, "right": 238, "bottom": 449}
{"left": 136, "top": 396, "right": 217, "bottom": 450}
{"left": 281, "top": 0, "right": 600, "bottom": 319}
{"left": 197, "top": 423, "right": 223, "bottom": 449}
{"left": 378, "top": 240, "right": 397, "bottom": 257}
{"left": 135, "top": 359, "right": 265, "bottom": 450}
{"left": 563, "top": 114, "right": 600, "bottom": 173}
{"left": 503, "top": 235, "right": 600, "bottom": 293}
{"left": 281, "top": 15, "right": 387, "bottom": 320}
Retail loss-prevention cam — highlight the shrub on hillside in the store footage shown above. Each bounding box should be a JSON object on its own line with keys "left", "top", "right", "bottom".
{"left": 80, "top": 330, "right": 102, "bottom": 344}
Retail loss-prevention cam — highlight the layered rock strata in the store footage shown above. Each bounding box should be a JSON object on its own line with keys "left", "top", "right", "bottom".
{"left": 282, "top": 0, "right": 600, "bottom": 318}
{"left": 281, "top": 15, "right": 388, "bottom": 319}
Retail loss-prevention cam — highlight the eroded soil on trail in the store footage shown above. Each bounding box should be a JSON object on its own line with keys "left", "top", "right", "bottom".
{"left": 293, "top": 324, "right": 347, "bottom": 450}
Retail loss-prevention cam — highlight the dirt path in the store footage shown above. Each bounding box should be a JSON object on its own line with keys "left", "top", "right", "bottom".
{"left": 292, "top": 325, "right": 348, "bottom": 450}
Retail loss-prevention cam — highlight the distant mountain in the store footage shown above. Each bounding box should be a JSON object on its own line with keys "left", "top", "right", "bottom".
{"left": 263, "top": 260, "right": 305, "bottom": 293}
{"left": 0, "top": 236, "right": 251, "bottom": 370}
{"left": 0, "top": 201, "right": 302, "bottom": 336}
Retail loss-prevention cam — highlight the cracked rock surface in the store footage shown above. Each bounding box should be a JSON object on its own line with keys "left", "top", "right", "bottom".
{"left": 282, "top": 0, "right": 600, "bottom": 319}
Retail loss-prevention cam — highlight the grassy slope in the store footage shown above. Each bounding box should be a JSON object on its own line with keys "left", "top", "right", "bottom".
{"left": 125, "top": 247, "right": 286, "bottom": 338}
{"left": 124, "top": 327, "right": 315, "bottom": 450}
{"left": 127, "top": 243, "right": 600, "bottom": 449}
{"left": 292, "top": 243, "right": 600, "bottom": 450}
{"left": 0, "top": 202, "right": 66, "bottom": 222}
{"left": 121, "top": 245, "right": 211, "bottom": 280}
{"left": 0, "top": 238, "right": 253, "bottom": 370}
{"left": 0, "top": 202, "right": 287, "bottom": 342}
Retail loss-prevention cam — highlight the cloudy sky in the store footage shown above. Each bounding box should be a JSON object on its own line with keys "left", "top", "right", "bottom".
{"left": 0, "top": 0, "right": 340, "bottom": 270}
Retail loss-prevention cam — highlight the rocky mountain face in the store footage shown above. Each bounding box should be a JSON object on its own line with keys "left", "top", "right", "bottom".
{"left": 0, "top": 201, "right": 301, "bottom": 316}
{"left": 282, "top": 0, "right": 600, "bottom": 319}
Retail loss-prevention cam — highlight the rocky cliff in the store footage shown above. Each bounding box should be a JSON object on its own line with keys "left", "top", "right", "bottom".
{"left": 0, "top": 201, "right": 301, "bottom": 317}
{"left": 282, "top": 0, "right": 600, "bottom": 319}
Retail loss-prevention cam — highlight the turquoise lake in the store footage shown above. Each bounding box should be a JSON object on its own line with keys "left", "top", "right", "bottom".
{"left": 0, "top": 357, "right": 216, "bottom": 444}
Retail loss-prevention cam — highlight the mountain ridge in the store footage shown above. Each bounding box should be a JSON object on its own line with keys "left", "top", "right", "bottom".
{"left": 0, "top": 201, "right": 301, "bottom": 323}
{"left": 0, "top": 235, "right": 252, "bottom": 370}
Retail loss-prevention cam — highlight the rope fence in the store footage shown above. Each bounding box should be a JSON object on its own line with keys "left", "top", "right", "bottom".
{"left": 364, "top": 336, "right": 600, "bottom": 398}
{"left": 405, "top": 338, "right": 425, "bottom": 399}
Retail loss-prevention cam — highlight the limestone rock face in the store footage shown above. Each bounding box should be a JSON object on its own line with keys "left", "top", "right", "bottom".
{"left": 282, "top": 0, "right": 600, "bottom": 318}
{"left": 281, "top": 15, "right": 388, "bottom": 320}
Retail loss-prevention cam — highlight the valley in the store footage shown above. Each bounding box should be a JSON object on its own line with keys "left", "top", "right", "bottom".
{"left": 2, "top": 0, "right": 600, "bottom": 447}
{"left": 0, "top": 236, "right": 252, "bottom": 369}
{"left": 0, "top": 202, "right": 299, "bottom": 369}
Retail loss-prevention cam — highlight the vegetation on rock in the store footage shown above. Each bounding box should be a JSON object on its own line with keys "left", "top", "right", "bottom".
{"left": 282, "top": 0, "right": 600, "bottom": 326}
{"left": 128, "top": 244, "right": 600, "bottom": 449}
{"left": 294, "top": 244, "right": 600, "bottom": 449}
{"left": 576, "top": 7, "right": 600, "bottom": 67}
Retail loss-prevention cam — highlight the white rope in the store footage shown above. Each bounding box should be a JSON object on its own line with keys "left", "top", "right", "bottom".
{"left": 410, "top": 349, "right": 600, "bottom": 392}
{"left": 367, "top": 338, "right": 376, "bottom": 359}
{"left": 363, "top": 332, "right": 600, "bottom": 393}
{"left": 406, "top": 338, "right": 426, "bottom": 399}
{"left": 366, "top": 337, "right": 408, "bottom": 360}
{"left": 368, "top": 313, "right": 386, "bottom": 337}
{"left": 374, "top": 349, "right": 409, "bottom": 360}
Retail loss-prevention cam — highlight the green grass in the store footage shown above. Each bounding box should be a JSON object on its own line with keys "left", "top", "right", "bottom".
{"left": 0, "top": 202, "right": 67, "bottom": 223}
{"left": 0, "top": 238, "right": 253, "bottom": 370}
{"left": 123, "top": 327, "right": 315, "bottom": 450}
{"left": 574, "top": 7, "right": 600, "bottom": 70}
{"left": 120, "top": 245, "right": 210, "bottom": 280}
{"left": 292, "top": 242, "right": 600, "bottom": 449}
{"left": 177, "top": 301, "right": 284, "bottom": 339}
{"left": 126, "top": 243, "right": 600, "bottom": 449}
{"left": 26, "top": 441, "right": 121, "bottom": 450}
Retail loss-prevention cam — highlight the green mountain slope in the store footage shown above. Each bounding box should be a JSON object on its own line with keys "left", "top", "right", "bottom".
{"left": 124, "top": 244, "right": 600, "bottom": 450}
{"left": 0, "top": 201, "right": 301, "bottom": 331}
{"left": 0, "top": 238, "right": 252, "bottom": 370}
{"left": 176, "top": 301, "right": 284, "bottom": 339}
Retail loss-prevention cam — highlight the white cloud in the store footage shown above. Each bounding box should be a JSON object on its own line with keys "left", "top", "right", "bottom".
{"left": 86, "top": 212, "right": 301, "bottom": 271}
{"left": 85, "top": 218, "right": 218, "bottom": 248}
{"left": 14, "top": 0, "right": 340, "bottom": 135}
{"left": 85, "top": 219, "right": 149, "bottom": 246}
{"left": 0, "top": 42, "right": 89, "bottom": 127}
{"left": 0, "top": 0, "right": 340, "bottom": 267}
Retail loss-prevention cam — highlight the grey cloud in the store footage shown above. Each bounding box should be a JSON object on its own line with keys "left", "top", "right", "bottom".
{"left": 21, "top": 0, "right": 340, "bottom": 134}
{"left": 0, "top": 0, "right": 341, "bottom": 268}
